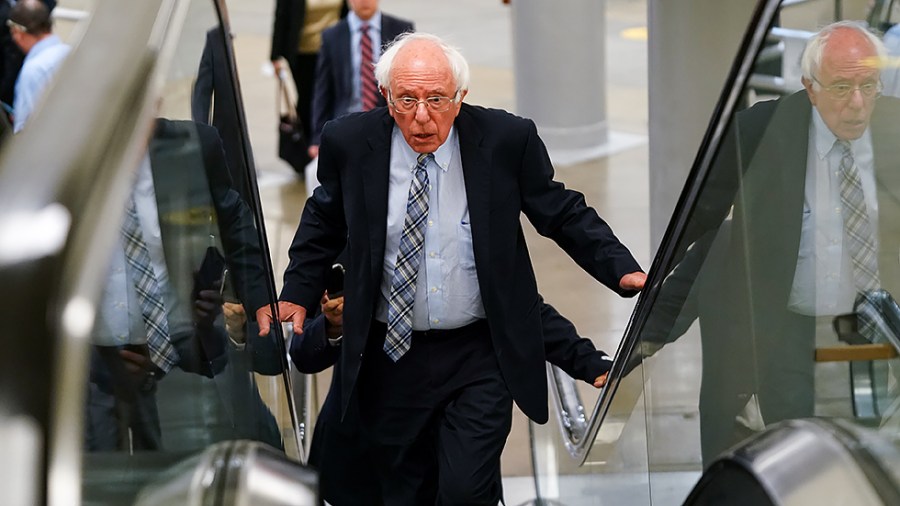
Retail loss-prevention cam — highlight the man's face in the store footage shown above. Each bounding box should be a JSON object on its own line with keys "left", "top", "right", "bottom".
{"left": 384, "top": 41, "right": 466, "bottom": 154}
{"left": 804, "top": 28, "right": 880, "bottom": 141}
{"left": 348, "top": 0, "right": 378, "bottom": 21}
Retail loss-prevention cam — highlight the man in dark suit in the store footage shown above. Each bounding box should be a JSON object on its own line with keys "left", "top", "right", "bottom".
{"left": 259, "top": 32, "right": 646, "bottom": 504}
{"left": 645, "top": 21, "right": 900, "bottom": 465}
{"left": 307, "top": 0, "right": 413, "bottom": 159}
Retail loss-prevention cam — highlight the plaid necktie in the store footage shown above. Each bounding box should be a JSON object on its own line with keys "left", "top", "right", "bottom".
{"left": 837, "top": 140, "right": 881, "bottom": 340}
{"left": 122, "top": 197, "right": 178, "bottom": 373}
{"left": 359, "top": 23, "right": 379, "bottom": 111}
{"left": 837, "top": 140, "right": 880, "bottom": 291}
{"left": 384, "top": 153, "right": 433, "bottom": 361}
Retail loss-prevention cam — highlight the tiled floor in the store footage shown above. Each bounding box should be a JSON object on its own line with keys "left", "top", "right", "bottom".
{"left": 227, "top": 0, "right": 653, "bottom": 501}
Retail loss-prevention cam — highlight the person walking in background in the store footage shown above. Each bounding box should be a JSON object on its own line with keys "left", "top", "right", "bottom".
{"left": 261, "top": 32, "right": 646, "bottom": 505}
{"left": 307, "top": 0, "right": 413, "bottom": 159}
{"left": 8, "top": 0, "right": 67, "bottom": 133}
{"left": 0, "top": 0, "right": 55, "bottom": 117}
{"left": 270, "top": 0, "right": 347, "bottom": 150}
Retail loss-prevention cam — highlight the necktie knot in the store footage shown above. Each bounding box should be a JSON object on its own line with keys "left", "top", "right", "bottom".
{"left": 416, "top": 152, "right": 433, "bottom": 169}
{"left": 836, "top": 139, "right": 853, "bottom": 168}
{"left": 360, "top": 22, "right": 369, "bottom": 34}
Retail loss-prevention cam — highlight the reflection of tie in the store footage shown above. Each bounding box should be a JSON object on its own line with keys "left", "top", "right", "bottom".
{"left": 384, "top": 153, "right": 433, "bottom": 361}
{"left": 359, "top": 23, "right": 378, "bottom": 111}
{"left": 122, "top": 197, "right": 178, "bottom": 373}
{"left": 837, "top": 140, "right": 880, "bottom": 292}
{"left": 837, "top": 140, "right": 880, "bottom": 340}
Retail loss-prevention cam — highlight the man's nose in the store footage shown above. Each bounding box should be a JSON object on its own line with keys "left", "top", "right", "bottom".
{"left": 414, "top": 102, "right": 430, "bottom": 122}
{"left": 847, "top": 88, "right": 866, "bottom": 108}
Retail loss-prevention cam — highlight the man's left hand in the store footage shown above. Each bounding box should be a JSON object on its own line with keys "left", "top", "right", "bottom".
{"left": 593, "top": 372, "right": 609, "bottom": 388}
{"left": 619, "top": 271, "right": 647, "bottom": 291}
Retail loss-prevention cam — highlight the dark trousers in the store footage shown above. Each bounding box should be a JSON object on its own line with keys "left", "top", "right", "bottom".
{"left": 359, "top": 320, "right": 512, "bottom": 506}
{"left": 699, "top": 309, "right": 815, "bottom": 465}
{"left": 86, "top": 346, "right": 162, "bottom": 452}
{"left": 287, "top": 51, "right": 317, "bottom": 139}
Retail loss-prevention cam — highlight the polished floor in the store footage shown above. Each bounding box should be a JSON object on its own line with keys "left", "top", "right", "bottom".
{"left": 227, "top": 0, "right": 652, "bottom": 503}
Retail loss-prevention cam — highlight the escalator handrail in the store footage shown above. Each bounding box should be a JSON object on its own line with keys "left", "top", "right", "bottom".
{"left": 545, "top": 0, "right": 784, "bottom": 466}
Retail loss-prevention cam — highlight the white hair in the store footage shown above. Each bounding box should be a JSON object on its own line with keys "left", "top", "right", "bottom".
{"left": 800, "top": 21, "right": 886, "bottom": 82}
{"left": 374, "top": 32, "right": 470, "bottom": 93}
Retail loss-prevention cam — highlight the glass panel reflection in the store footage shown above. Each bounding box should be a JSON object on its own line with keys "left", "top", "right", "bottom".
{"left": 637, "top": 10, "right": 900, "bottom": 505}
{"left": 79, "top": 1, "right": 293, "bottom": 502}
{"left": 536, "top": 4, "right": 900, "bottom": 506}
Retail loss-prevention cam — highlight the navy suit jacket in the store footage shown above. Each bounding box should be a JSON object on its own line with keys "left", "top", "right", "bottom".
{"left": 281, "top": 104, "right": 641, "bottom": 423}
{"left": 310, "top": 13, "right": 413, "bottom": 146}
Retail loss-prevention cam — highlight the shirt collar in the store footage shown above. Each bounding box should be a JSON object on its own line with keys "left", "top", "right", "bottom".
{"left": 27, "top": 35, "right": 61, "bottom": 59}
{"left": 811, "top": 106, "right": 869, "bottom": 159}
{"left": 348, "top": 11, "right": 382, "bottom": 33}
{"left": 393, "top": 126, "right": 457, "bottom": 174}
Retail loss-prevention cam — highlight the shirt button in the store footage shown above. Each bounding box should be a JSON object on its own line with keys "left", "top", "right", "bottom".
{"left": 431, "top": 287, "right": 438, "bottom": 293}
{"left": 429, "top": 252, "right": 436, "bottom": 258}
{"left": 428, "top": 220, "right": 434, "bottom": 226}
{"left": 432, "top": 318, "right": 440, "bottom": 324}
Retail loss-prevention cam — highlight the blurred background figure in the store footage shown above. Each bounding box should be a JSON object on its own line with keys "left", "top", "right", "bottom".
{"left": 307, "top": 0, "right": 413, "bottom": 159}
{"left": 8, "top": 0, "right": 67, "bottom": 132}
{"left": 270, "top": 0, "right": 347, "bottom": 158}
{"left": 0, "top": 0, "right": 54, "bottom": 119}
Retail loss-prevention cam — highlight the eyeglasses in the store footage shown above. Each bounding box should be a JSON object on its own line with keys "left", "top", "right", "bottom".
{"left": 6, "top": 19, "right": 27, "bottom": 33}
{"left": 388, "top": 90, "right": 460, "bottom": 114}
{"left": 812, "top": 76, "right": 882, "bottom": 100}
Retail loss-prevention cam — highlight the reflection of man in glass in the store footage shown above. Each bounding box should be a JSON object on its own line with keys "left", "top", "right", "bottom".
{"left": 85, "top": 120, "right": 279, "bottom": 452}
{"left": 649, "top": 21, "right": 900, "bottom": 465}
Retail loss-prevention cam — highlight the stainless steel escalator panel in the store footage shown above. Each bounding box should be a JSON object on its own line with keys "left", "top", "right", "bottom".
{"left": 686, "top": 419, "right": 900, "bottom": 506}
{"left": 133, "top": 440, "right": 318, "bottom": 506}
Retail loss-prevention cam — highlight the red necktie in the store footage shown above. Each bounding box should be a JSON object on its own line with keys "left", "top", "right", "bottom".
{"left": 360, "top": 23, "right": 378, "bottom": 111}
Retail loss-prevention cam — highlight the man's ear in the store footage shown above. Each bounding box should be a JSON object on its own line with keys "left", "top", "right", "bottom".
{"left": 802, "top": 77, "right": 817, "bottom": 106}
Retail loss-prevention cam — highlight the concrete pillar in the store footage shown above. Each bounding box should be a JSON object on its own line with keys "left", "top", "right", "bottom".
{"left": 511, "top": 0, "right": 607, "bottom": 166}
{"left": 647, "top": 0, "right": 756, "bottom": 252}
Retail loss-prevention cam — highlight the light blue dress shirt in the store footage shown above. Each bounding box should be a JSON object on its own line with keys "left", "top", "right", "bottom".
{"left": 13, "top": 34, "right": 70, "bottom": 133}
{"left": 788, "top": 108, "right": 877, "bottom": 316}
{"left": 346, "top": 11, "right": 382, "bottom": 113}
{"left": 376, "top": 126, "right": 486, "bottom": 330}
{"left": 93, "top": 157, "right": 177, "bottom": 346}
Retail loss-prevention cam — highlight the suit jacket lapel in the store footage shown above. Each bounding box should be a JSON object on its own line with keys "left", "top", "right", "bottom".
{"left": 456, "top": 105, "right": 493, "bottom": 295}
{"left": 363, "top": 112, "right": 394, "bottom": 286}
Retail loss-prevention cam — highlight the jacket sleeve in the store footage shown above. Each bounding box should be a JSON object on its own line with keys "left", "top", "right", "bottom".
{"left": 290, "top": 313, "right": 340, "bottom": 374}
{"left": 540, "top": 299, "right": 611, "bottom": 383}
{"left": 518, "top": 119, "right": 643, "bottom": 297}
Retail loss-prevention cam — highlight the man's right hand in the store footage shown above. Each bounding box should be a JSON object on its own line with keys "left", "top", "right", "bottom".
{"left": 308, "top": 144, "right": 319, "bottom": 158}
{"left": 256, "top": 301, "right": 308, "bottom": 337}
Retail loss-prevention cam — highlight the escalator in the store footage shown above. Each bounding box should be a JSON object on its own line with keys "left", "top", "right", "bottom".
{"left": 532, "top": 0, "right": 900, "bottom": 504}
